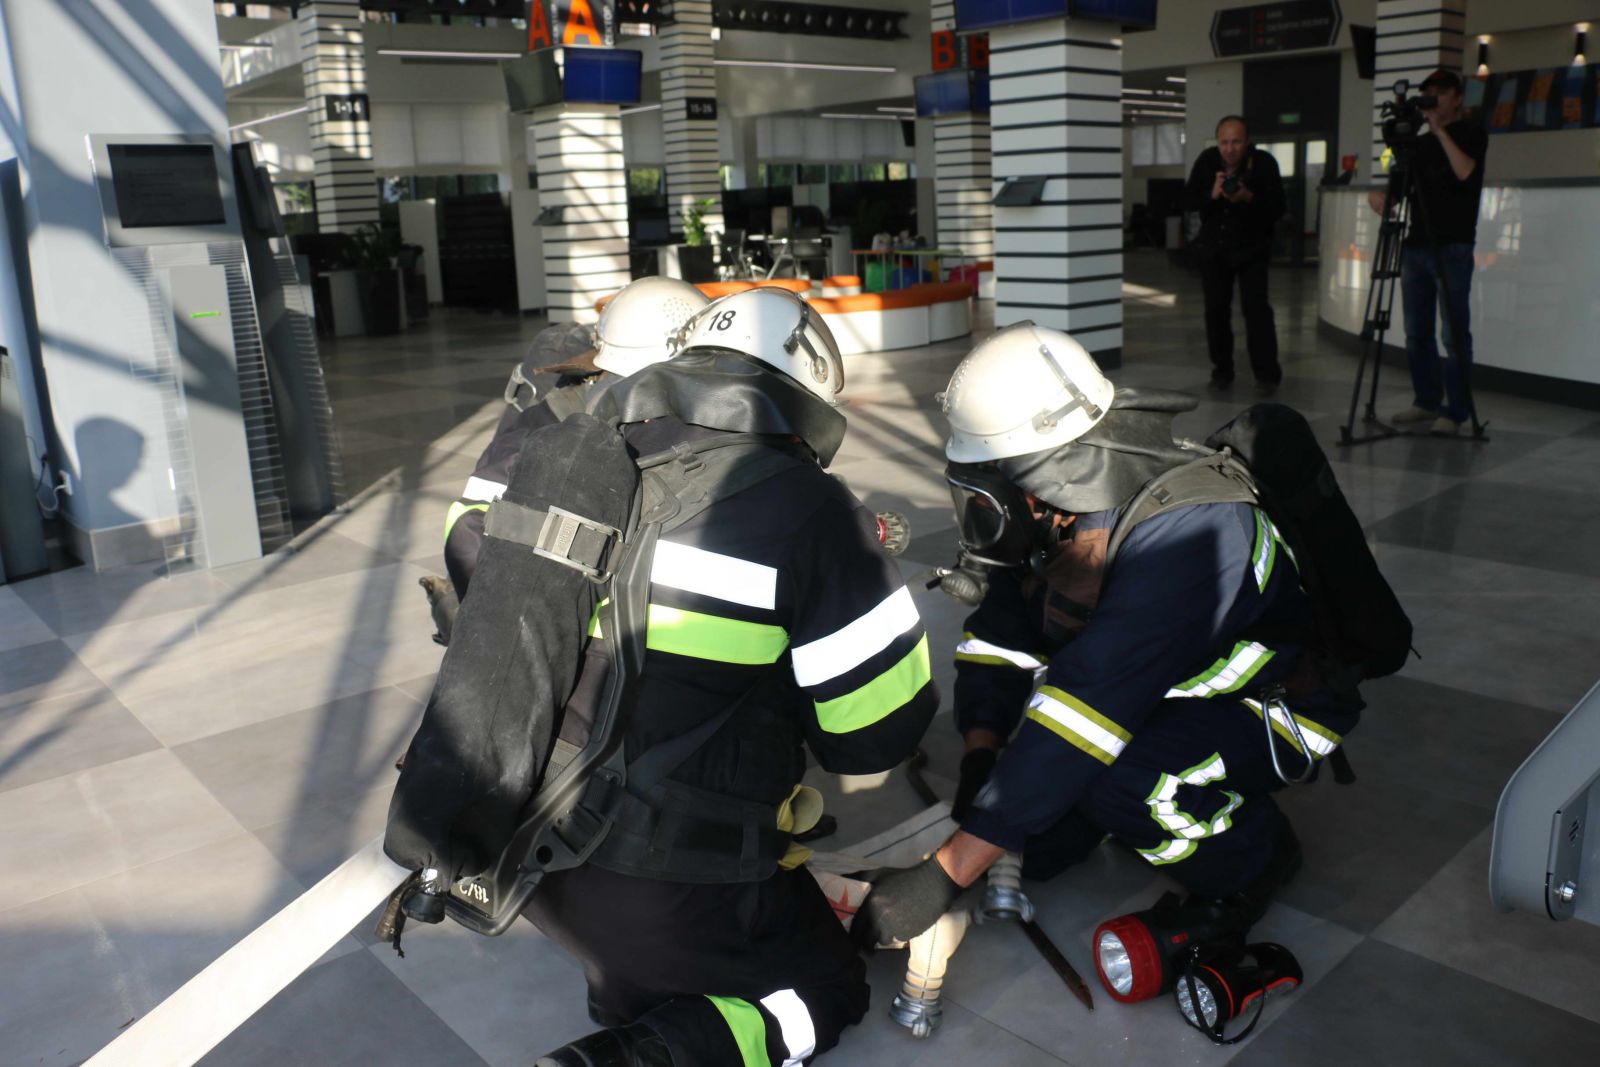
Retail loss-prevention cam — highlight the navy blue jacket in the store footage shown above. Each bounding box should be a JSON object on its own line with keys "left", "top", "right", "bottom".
{"left": 957, "top": 500, "right": 1362, "bottom": 850}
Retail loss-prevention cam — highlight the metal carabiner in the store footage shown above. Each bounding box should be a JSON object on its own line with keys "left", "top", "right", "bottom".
{"left": 1258, "top": 686, "right": 1316, "bottom": 786}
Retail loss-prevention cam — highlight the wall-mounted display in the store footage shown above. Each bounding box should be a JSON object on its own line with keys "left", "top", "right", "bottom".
{"left": 1465, "top": 65, "right": 1600, "bottom": 135}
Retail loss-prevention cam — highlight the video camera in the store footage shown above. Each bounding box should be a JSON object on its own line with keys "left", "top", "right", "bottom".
{"left": 1379, "top": 79, "right": 1439, "bottom": 149}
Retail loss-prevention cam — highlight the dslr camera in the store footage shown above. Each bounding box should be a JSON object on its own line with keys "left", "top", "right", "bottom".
{"left": 1221, "top": 173, "right": 1246, "bottom": 197}
{"left": 1380, "top": 78, "right": 1438, "bottom": 148}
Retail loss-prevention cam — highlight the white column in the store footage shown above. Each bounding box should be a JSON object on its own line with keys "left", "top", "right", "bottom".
{"left": 658, "top": 0, "right": 724, "bottom": 240}
{"left": 931, "top": 1, "right": 993, "bottom": 272}
{"left": 1371, "top": 0, "right": 1467, "bottom": 174}
{"left": 299, "top": 0, "right": 378, "bottom": 233}
{"left": 988, "top": 17, "right": 1123, "bottom": 366}
{"left": 534, "top": 104, "right": 629, "bottom": 324}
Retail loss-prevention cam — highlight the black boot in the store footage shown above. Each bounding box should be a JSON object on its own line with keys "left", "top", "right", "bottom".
{"left": 1186, "top": 819, "right": 1303, "bottom": 938}
{"left": 535, "top": 1023, "right": 675, "bottom": 1067}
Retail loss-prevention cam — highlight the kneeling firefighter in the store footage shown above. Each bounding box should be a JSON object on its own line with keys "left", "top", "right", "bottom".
{"left": 387, "top": 286, "right": 939, "bottom": 1067}
{"left": 853, "top": 324, "right": 1408, "bottom": 1030}
{"left": 436, "top": 277, "right": 711, "bottom": 606}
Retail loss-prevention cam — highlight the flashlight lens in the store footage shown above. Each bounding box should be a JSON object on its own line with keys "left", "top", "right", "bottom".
{"left": 1176, "top": 976, "right": 1219, "bottom": 1028}
{"left": 1096, "top": 930, "right": 1134, "bottom": 996}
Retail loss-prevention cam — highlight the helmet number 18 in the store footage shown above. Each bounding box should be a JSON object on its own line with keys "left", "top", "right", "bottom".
{"left": 710, "top": 310, "right": 737, "bottom": 332}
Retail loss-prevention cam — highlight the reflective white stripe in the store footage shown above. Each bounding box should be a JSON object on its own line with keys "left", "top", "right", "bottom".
{"left": 1147, "top": 755, "right": 1233, "bottom": 839}
{"left": 461, "top": 476, "right": 507, "bottom": 503}
{"left": 650, "top": 540, "right": 778, "bottom": 610}
{"left": 790, "top": 586, "right": 920, "bottom": 688}
{"left": 1244, "top": 699, "right": 1341, "bottom": 758}
{"left": 954, "top": 634, "right": 1046, "bottom": 673}
{"left": 1138, "top": 838, "right": 1196, "bottom": 864}
{"left": 1165, "top": 641, "right": 1274, "bottom": 699}
{"left": 1029, "top": 690, "right": 1129, "bottom": 761}
{"left": 1251, "top": 510, "right": 1275, "bottom": 590}
{"left": 759, "top": 989, "right": 816, "bottom": 1066}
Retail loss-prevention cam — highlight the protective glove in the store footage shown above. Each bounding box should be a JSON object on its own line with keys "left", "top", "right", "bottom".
{"left": 850, "top": 856, "right": 963, "bottom": 950}
{"left": 951, "top": 748, "right": 998, "bottom": 822}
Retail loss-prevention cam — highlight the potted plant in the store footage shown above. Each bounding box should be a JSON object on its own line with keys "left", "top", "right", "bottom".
{"left": 342, "top": 223, "right": 404, "bottom": 336}
{"left": 677, "top": 196, "right": 718, "bottom": 283}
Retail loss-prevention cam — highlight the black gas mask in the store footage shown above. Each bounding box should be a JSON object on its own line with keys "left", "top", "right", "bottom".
{"left": 938, "top": 465, "right": 1049, "bottom": 605}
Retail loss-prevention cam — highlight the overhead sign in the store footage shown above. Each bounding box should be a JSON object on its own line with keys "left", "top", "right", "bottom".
{"left": 1211, "top": 0, "right": 1341, "bottom": 58}
{"left": 323, "top": 93, "right": 370, "bottom": 123}
{"left": 526, "top": 0, "right": 616, "bottom": 51}
{"left": 932, "top": 30, "right": 989, "bottom": 71}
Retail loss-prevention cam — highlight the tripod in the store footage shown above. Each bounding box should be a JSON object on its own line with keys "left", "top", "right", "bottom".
{"left": 1338, "top": 141, "right": 1488, "bottom": 446}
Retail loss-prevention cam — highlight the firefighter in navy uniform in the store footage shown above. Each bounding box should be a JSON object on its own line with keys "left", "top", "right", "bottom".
{"left": 530, "top": 287, "right": 939, "bottom": 1067}
{"left": 441, "top": 277, "right": 711, "bottom": 599}
{"left": 853, "top": 323, "right": 1360, "bottom": 952}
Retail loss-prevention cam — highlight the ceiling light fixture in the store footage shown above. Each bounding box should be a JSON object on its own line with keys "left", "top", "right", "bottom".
{"left": 1166, "top": 75, "right": 1187, "bottom": 84}
{"left": 819, "top": 112, "right": 902, "bottom": 121}
{"left": 375, "top": 49, "right": 523, "bottom": 60}
{"left": 228, "top": 105, "right": 312, "bottom": 132}
{"left": 877, "top": 106, "right": 916, "bottom": 113}
{"left": 621, "top": 103, "right": 662, "bottom": 115}
{"left": 715, "top": 59, "right": 896, "bottom": 73}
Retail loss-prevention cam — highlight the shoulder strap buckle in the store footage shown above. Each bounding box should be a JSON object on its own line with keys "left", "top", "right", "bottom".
{"left": 483, "top": 499, "right": 622, "bottom": 582}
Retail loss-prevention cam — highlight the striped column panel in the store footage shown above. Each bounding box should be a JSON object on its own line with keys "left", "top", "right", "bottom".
{"left": 1370, "top": 0, "right": 1467, "bottom": 173}
{"left": 932, "top": 0, "right": 993, "bottom": 263}
{"left": 535, "top": 105, "right": 629, "bottom": 323}
{"left": 299, "top": 0, "right": 378, "bottom": 233}
{"left": 659, "top": 0, "right": 724, "bottom": 240}
{"left": 988, "top": 17, "right": 1122, "bottom": 365}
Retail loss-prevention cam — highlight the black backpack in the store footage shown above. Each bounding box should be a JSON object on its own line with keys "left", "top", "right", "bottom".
{"left": 1107, "top": 402, "right": 1413, "bottom": 684}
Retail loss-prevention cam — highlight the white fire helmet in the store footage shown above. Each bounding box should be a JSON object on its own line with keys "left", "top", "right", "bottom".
{"left": 592, "top": 276, "right": 711, "bottom": 377}
{"left": 941, "top": 322, "right": 1115, "bottom": 463}
{"left": 679, "top": 287, "right": 845, "bottom": 400}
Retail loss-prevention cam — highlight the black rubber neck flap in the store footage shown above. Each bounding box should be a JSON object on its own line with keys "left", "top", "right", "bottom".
{"left": 595, "top": 350, "right": 848, "bottom": 467}
{"left": 1000, "top": 387, "right": 1204, "bottom": 515}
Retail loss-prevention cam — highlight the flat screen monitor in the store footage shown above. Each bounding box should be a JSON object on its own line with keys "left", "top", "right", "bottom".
{"left": 915, "top": 69, "right": 990, "bottom": 117}
{"left": 503, "top": 51, "right": 563, "bottom": 112}
{"left": 769, "top": 205, "right": 792, "bottom": 238}
{"left": 1351, "top": 24, "right": 1376, "bottom": 80}
{"left": 563, "top": 48, "right": 643, "bottom": 105}
{"left": 1067, "top": 0, "right": 1157, "bottom": 28}
{"left": 106, "top": 144, "right": 226, "bottom": 229}
{"left": 993, "top": 176, "right": 1046, "bottom": 206}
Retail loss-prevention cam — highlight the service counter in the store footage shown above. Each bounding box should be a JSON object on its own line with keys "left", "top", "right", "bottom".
{"left": 1319, "top": 181, "right": 1600, "bottom": 406}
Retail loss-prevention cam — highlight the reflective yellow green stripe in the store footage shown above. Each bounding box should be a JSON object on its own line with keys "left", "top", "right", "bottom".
{"left": 1245, "top": 700, "right": 1343, "bottom": 758}
{"left": 589, "top": 600, "right": 789, "bottom": 664}
{"left": 814, "top": 635, "right": 931, "bottom": 734}
{"left": 705, "top": 995, "right": 770, "bottom": 1067}
{"left": 647, "top": 605, "right": 789, "bottom": 664}
{"left": 1026, "top": 707, "right": 1118, "bottom": 764}
{"left": 445, "top": 500, "right": 489, "bottom": 540}
{"left": 1037, "top": 686, "right": 1132, "bottom": 743}
{"left": 1167, "top": 641, "right": 1276, "bottom": 699}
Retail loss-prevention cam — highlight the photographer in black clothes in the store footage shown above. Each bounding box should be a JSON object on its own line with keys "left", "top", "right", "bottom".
{"left": 1184, "top": 115, "right": 1286, "bottom": 391}
{"left": 1367, "top": 69, "right": 1488, "bottom": 436}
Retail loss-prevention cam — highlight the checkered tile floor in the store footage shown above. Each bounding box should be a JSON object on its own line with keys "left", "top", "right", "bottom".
{"left": 5, "top": 251, "right": 1600, "bottom": 1065}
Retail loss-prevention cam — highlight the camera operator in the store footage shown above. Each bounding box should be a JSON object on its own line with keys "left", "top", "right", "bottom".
{"left": 1367, "top": 69, "right": 1488, "bottom": 435}
{"left": 1184, "top": 115, "right": 1285, "bottom": 391}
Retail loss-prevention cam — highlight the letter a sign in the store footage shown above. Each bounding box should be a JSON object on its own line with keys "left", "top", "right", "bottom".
{"left": 527, "top": 0, "right": 616, "bottom": 52}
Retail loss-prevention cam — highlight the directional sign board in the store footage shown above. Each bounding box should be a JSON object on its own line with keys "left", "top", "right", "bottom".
{"left": 1211, "top": 0, "right": 1342, "bottom": 58}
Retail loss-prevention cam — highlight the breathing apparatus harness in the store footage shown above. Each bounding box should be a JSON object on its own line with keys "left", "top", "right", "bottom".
{"left": 384, "top": 432, "right": 813, "bottom": 945}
